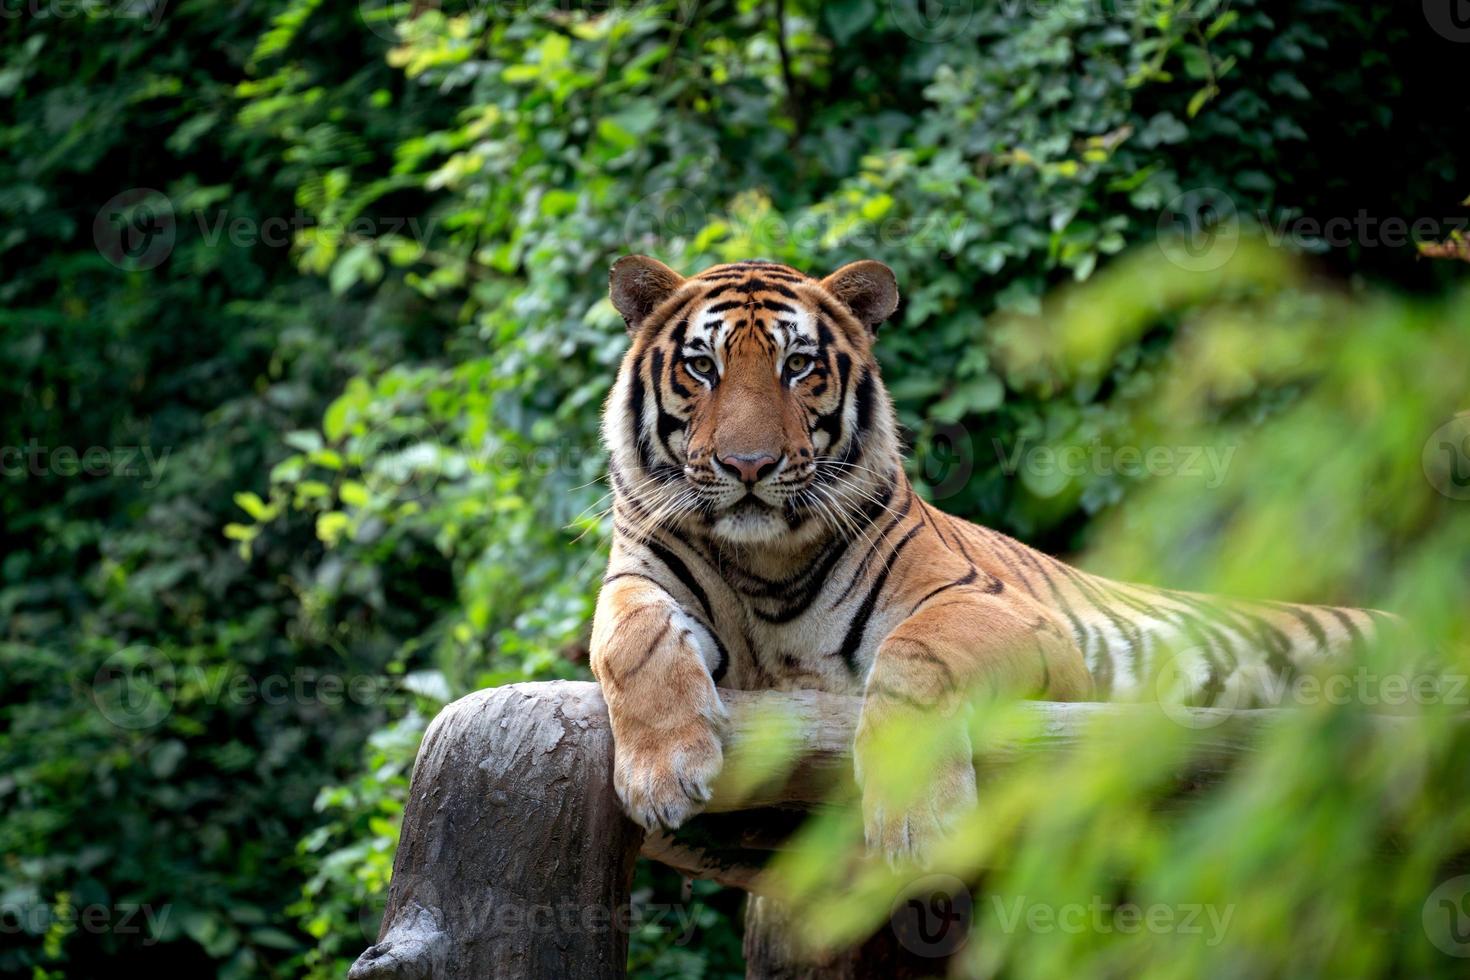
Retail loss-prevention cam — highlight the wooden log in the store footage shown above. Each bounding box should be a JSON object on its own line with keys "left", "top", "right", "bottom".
{"left": 699, "top": 690, "right": 1265, "bottom": 812}
{"left": 647, "top": 691, "right": 1271, "bottom": 891}
{"left": 348, "top": 682, "right": 644, "bottom": 980}
{"left": 349, "top": 680, "right": 1292, "bottom": 978}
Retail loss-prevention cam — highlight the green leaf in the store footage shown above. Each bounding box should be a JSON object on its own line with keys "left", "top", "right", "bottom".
{"left": 1187, "top": 85, "right": 1218, "bottom": 118}
{"left": 1205, "top": 10, "right": 1239, "bottom": 39}
{"left": 149, "top": 740, "right": 187, "bottom": 778}
{"left": 223, "top": 523, "right": 259, "bottom": 542}
{"left": 340, "top": 480, "right": 371, "bottom": 508}
{"left": 323, "top": 396, "right": 355, "bottom": 443}
{"left": 929, "top": 374, "right": 1005, "bottom": 421}
{"left": 316, "top": 511, "right": 351, "bottom": 547}
{"left": 329, "top": 243, "right": 381, "bottom": 296}
{"left": 233, "top": 492, "right": 277, "bottom": 522}
{"left": 283, "top": 430, "right": 324, "bottom": 453}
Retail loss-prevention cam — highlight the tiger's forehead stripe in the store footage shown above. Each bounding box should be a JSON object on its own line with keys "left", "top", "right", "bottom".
{"left": 694, "top": 259, "right": 810, "bottom": 282}
{"left": 669, "top": 266, "right": 822, "bottom": 362}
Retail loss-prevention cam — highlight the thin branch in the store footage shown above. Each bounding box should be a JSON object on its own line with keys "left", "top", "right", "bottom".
{"left": 1419, "top": 233, "right": 1470, "bottom": 264}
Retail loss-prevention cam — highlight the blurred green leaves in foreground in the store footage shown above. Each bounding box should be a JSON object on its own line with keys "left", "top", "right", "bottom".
{"left": 746, "top": 242, "right": 1470, "bottom": 978}
{"left": 2, "top": 0, "right": 1466, "bottom": 976}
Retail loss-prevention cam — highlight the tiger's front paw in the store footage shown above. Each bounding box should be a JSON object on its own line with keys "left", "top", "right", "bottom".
{"left": 611, "top": 716, "right": 725, "bottom": 832}
{"left": 855, "top": 727, "right": 978, "bottom": 868}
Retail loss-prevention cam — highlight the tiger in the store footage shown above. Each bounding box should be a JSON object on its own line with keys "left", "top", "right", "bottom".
{"left": 590, "top": 254, "right": 1389, "bottom": 863}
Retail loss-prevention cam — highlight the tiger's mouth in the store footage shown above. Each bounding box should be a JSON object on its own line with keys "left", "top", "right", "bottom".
{"left": 708, "top": 491, "right": 792, "bottom": 544}
{"left": 728, "top": 493, "right": 775, "bottom": 515}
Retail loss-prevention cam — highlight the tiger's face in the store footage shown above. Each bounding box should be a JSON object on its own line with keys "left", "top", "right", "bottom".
{"left": 605, "top": 256, "right": 902, "bottom": 547}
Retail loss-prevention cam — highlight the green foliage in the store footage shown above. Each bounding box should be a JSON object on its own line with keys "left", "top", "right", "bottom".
{"left": 1, "top": 0, "right": 1464, "bottom": 976}
{"left": 2, "top": 5, "right": 449, "bottom": 976}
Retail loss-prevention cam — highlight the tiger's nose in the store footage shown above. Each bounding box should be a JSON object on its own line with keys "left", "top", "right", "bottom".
{"left": 718, "top": 452, "right": 779, "bottom": 486}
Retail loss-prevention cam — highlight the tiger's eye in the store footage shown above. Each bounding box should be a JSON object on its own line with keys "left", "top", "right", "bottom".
{"left": 785, "top": 353, "right": 812, "bottom": 375}
{"left": 689, "top": 355, "right": 715, "bottom": 376}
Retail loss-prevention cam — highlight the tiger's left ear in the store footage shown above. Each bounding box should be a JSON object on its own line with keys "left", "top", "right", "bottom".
{"left": 610, "top": 255, "right": 685, "bottom": 334}
{"left": 820, "top": 260, "right": 900, "bottom": 334}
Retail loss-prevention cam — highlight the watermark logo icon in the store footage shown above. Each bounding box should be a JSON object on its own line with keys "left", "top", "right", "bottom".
{"left": 1423, "top": 875, "right": 1470, "bottom": 957}
{"left": 1423, "top": 414, "right": 1470, "bottom": 500}
{"left": 1424, "top": 1, "right": 1470, "bottom": 42}
{"left": 357, "top": 0, "right": 415, "bottom": 43}
{"left": 1153, "top": 646, "right": 1243, "bottom": 729}
{"left": 92, "top": 645, "right": 176, "bottom": 730}
{"left": 888, "top": 0, "right": 974, "bottom": 43}
{"left": 920, "top": 421, "right": 975, "bottom": 501}
{"left": 623, "top": 187, "right": 711, "bottom": 252}
{"left": 890, "top": 873, "right": 971, "bottom": 957}
{"left": 94, "top": 188, "right": 176, "bottom": 271}
{"left": 1157, "top": 188, "right": 1239, "bottom": 272}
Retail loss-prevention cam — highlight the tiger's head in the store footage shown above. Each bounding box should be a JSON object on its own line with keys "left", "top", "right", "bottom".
{"left": 604, "top": 256, "right": 903, "bottom": 548}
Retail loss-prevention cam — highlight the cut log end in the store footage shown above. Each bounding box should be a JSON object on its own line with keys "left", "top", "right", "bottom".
{"left": 348, "top": 905, "right": 447, "bottom": 980}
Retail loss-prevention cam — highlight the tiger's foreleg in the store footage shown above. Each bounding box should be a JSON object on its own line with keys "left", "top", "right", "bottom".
{"left": 589, "top": 575, "right": 726, "bottom": 831}
{"left": 855, "top": 595, "right": 1091, "bottom": 865}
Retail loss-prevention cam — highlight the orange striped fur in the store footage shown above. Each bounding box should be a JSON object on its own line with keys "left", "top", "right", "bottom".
{"left": 591, "top": 256, "right": 1387, "bottom": 862}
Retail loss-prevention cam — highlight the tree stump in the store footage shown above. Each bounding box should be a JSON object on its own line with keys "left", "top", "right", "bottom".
{"left": 348, "top": 682, "right": 643, "bottom": 980}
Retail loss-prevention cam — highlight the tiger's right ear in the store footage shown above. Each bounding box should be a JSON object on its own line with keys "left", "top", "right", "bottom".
{"left": 820, "top": 260, "right": 899, "bottom": 334}
{"left": 609, "top": 255, "right": 685, "bottom": 334}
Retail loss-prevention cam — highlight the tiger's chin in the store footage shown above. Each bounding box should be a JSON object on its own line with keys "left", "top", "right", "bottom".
{"left": 708, "top": 497, "right": 794, "bottom": 546}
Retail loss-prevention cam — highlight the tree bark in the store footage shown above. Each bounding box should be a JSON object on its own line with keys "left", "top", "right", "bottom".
{"left": 348, "top": 682, "right": 643, "bottom": 980}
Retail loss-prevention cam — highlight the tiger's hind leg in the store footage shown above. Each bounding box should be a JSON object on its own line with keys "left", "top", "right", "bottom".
{"left": 855, "top": 593, "right": 1090, "bottom": 866}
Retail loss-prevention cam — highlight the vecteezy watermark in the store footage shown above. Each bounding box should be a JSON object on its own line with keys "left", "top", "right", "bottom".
{"left": 94, "top": 188, "right": 437, "bottom": 272}
{"left": 356, "top": 0, "right": 412, "bottom": 42}
{"left": 890, "top": 874, "right": 972, "bottom": 957}
{"left": 622, "top": 186, "right": 970, "bottom": 257}
{"left": 1424, "top": 875, "right": 1470, "bottom": 957}
{"left": 1423, "top": 414, "right": 1470, "bottom": 501}
{"left": 92, "top": 646, "right": 177, "bottom": 731}
{"left": 91, "top": 646, "right": 419, "bottom": 731}
{"left": 994, "top": 439, "right": 1237, "bottom": 491}
{"left": 358, "top": 885, "right": 703, "bottom": 947}
{"left": 1153, "top": 647, "right": 1468, "bottom": 730}
{"left": 195, "top": 211, "right": 433, "bottom": 251}
{"left": 94, "top": 188, "right": 176, "bottom": 272}
{"left": 886, "top": 0, "right": 975, "bottom": 43}
{"left": 1, "top": 441, "right": 171, "bottom": 488}
{"left": 1157, "top": 187, "right": 1241, "bottom": 272}
{"left": 1159, "top": 187, "right": 1470, "bottom": 270}
{"left": 1423, "top": 0, "right": 1470, "bottom": 43}
{"left": 0, "top": 900, "right": 172, "bottom": 945}
{"left": 917, "top": 422, "right": 976, "bottom": 502}
{"left": 0, "top": 0, "right": 168, "bottom": 30}
{"left": 987, "top": 895, "right": 1235, "bottom": 945}
{"left": 1260, "top": 211, "right": 1470, "bottom": 253}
